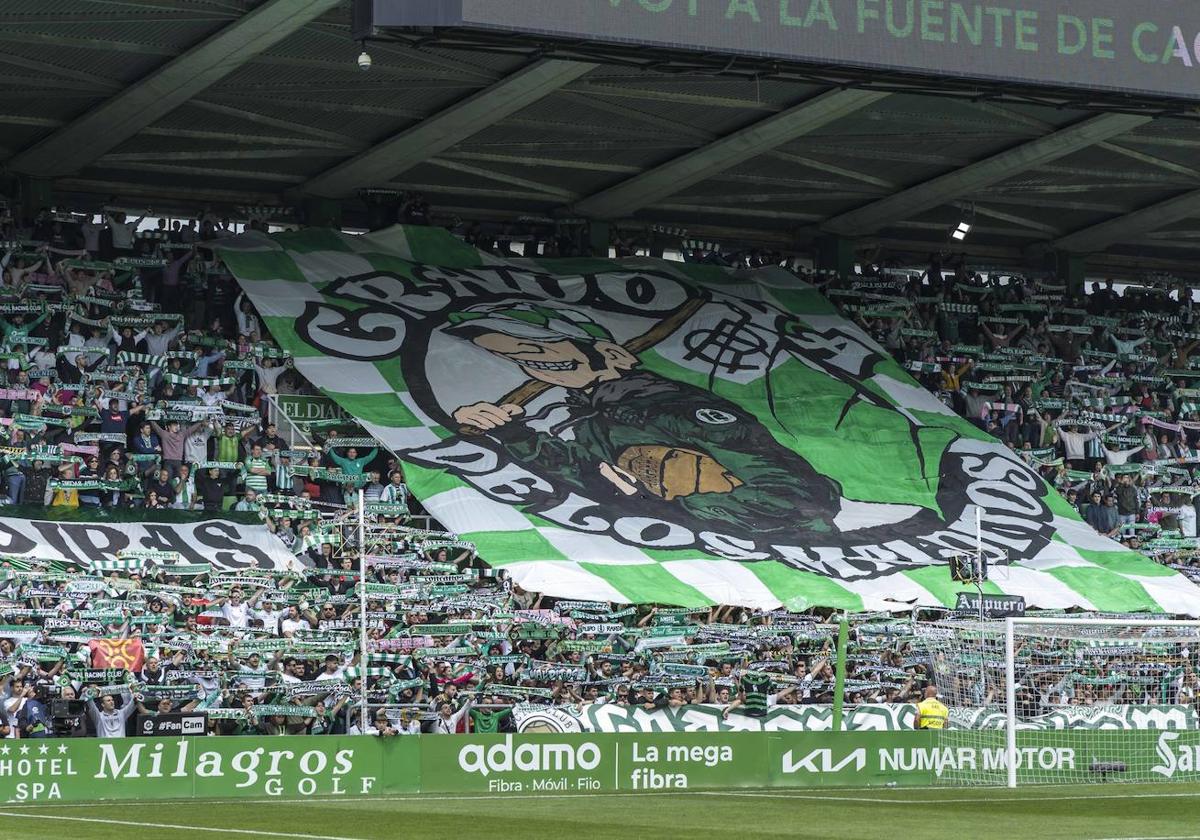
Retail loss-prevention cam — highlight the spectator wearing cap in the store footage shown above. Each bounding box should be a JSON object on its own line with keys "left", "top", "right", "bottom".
{"left": 49, "top": 462, "right": 79, "bottom": 508}
{"left": 430, "top": 695, "right": 473, "bottom": 735}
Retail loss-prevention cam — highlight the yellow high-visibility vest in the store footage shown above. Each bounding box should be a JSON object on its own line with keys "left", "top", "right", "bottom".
{"left": 917, "top": 697, "right": 949, "bottom": 729}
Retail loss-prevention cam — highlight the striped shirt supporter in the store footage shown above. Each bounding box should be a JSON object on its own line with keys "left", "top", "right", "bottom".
{"left": 273, "top": 460, "right": 294, "bottom": 493}
{"left": 215, "top": 432, "right": 242, "bottom": 464}
{"left": 242, "top": 455, "right": 270, "bottom": 493}
{"left": 379, "top": 482, "right": 406, "bottom": 504}
{"left": 738, "top": 672, "right": 773, "bottom": 717}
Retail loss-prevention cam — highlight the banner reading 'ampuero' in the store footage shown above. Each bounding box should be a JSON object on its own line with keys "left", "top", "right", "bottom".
{"left": 220, "top": 227, "right": 1200, "bottom": 614}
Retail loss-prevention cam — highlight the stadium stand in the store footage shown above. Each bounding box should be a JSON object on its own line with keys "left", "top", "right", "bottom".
{"left": 1, "top": 206, "right": 1199, "bottom": 740}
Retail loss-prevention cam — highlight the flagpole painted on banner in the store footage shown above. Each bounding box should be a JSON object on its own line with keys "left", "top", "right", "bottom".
{"left": 358, "top": 489, "right": 368, "bottom": 728}
{"left": 975, "top": 505, "right": 983, "bottom": 575}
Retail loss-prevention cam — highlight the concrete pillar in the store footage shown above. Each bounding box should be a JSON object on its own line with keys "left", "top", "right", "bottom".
{"left": 588, "top": 221, "right": 610, "bottom": 257}
{"left": 815, "top": 234, "right": 855, "bottom": 277}
{"left": 1054, "top": 251, "right": 1087, "bottom": 297}
{"left": 17, "top": 175, "right": 54, "bottom": 222}
{"left": 302, "top": 196, "right": 343, "bottom": 229}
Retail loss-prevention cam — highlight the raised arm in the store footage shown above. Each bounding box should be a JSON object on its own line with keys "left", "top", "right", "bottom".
{"left": 327, "top": 448, "right": 351, "bottom": 470}
{"left": 357, "top": 448, "right": 378, "bottom": 468}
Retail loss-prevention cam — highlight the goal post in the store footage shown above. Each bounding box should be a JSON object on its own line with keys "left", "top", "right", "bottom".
{"left": 918, "top": 616, "right": 1200, "bottom": 788}
{"left": 1004, "top": 617, "right": 1200, "bottom": 788}
{"left": 1004, "top": 617, "right": 1015, "bottom": 789}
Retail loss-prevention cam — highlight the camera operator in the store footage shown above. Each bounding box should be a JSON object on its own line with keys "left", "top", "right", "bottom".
{"left": 18, "top": 681, "right": 54, "bottom": 738}
{"left": 50, "top": 685, "right": 88, "bottom": 738}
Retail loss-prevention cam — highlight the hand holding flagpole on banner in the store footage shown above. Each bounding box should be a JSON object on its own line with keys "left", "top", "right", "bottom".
{"left": 457, "top": 296, "right": 709, "bottom": 436}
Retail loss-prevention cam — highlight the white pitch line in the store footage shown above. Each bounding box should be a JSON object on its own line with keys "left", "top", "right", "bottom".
{"left": 1092, "top": 836, "right": 1200, "bottom": 840}
{"left": 0, "top": 811, "right": 368, "bottom": 840}
{"left": 697, "top": 791, "right": 904, "bottom": 803}
{"left": 6, "top": 801, "right": 1190, "bottom": 840}
{"left": 702, "top": 790, "right": 1200, "bottom": 805}
{"left": 10, "top": 788, "right": 1200, "bottom": 810}
{"left": 0, "top": 791, "right": 718, "bottom": 809}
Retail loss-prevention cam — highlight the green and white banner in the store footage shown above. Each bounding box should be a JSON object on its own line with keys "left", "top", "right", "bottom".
{"left": 219, "top": 226, "right": 1200, "bottom": 614}
{"left": 514, "top": 702, "right": 916, "bottom": 733}
{"left": 515, "top": 703, "right": 1194, "bottom": 734}
{"left": 0, "top": 513, "right": 299, "bottom": 573}
{"left": 951, "top": 704, "right": 1196, "bottom": 731}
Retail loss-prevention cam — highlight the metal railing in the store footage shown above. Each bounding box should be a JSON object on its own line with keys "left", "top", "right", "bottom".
{"left": 264, "top": 394, "right": 317, "bottom": 450}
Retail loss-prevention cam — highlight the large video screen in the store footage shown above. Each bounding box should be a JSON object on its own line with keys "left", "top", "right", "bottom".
{"left": 359, "top": 0, "right": 1200, "bottom": 102}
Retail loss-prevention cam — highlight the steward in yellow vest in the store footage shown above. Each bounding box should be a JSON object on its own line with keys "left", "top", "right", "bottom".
{"left": 917, "top": 686, "right": 949, "bottom": 729}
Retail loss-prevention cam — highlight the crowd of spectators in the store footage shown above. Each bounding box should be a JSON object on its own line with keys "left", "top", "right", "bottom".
{"left": 0, "top": 207, "right": 412, "bottom": 518}
{"left": 820, "top": 260, "right": 1200, "bottom": 584}
{"left": 1, "top": 209, "right": 1199, "bottom": 740}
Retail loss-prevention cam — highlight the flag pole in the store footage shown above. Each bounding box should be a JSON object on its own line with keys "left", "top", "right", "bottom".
{"left": 358, "top": 488, "right": 368, "bottom": 730}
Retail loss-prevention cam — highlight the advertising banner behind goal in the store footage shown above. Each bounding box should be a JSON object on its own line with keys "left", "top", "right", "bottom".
{"left": 6, "top": 730, "right": 1200, "bottom": 802}
{"left": 220, "top": 226, "right": 1200, "bottom": 614}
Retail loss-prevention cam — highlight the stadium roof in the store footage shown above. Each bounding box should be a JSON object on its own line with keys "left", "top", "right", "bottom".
{"left": 5, "top": 0, "right": 1200, "bottom": 277}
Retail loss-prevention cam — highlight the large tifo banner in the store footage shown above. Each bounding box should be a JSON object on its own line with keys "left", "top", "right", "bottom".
{"left": 6, "top": 730, "right": 1200, "bottom": 802}
{"left": 220, "top": 226, "right": 1200, "bottom": 614}
{"left": 0, "top": 512, "right": 299, "bottom": 572}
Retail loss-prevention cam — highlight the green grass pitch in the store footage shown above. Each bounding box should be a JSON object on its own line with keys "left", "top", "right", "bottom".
{"left": 2, "top": 785, "right": 1199, "bottom": 839}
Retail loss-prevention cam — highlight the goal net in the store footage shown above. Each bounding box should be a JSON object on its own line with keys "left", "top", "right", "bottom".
{"left": 918, "top": 618, "right": 1200, "bottom": 787}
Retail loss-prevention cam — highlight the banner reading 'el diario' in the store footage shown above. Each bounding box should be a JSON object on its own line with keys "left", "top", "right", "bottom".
{"left": 219, "top": 226, "right": 1200, "bottom": 615}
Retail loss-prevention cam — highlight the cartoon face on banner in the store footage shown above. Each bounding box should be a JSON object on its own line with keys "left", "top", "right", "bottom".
{"left": 295, "top": 265, "right": 1057, "bottom": 580}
